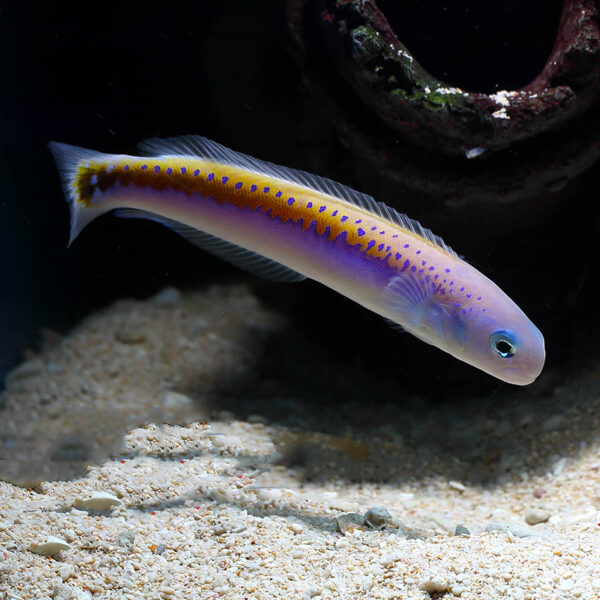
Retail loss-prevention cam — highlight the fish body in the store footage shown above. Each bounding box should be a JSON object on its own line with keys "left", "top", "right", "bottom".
{"left": 49, "top": 136, "right": 545, "bottom": 384}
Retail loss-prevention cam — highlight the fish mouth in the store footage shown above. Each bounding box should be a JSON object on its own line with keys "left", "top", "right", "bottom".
{"left": 496, "top": 354, "right": 546, "bottom": 386}
{"left": 499, "top": 370, "right": 541, "bottom": 386}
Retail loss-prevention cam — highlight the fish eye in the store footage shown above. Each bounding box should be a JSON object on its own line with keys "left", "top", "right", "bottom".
{"left": 490, "top": 330, "right": 516, "bottom": 358}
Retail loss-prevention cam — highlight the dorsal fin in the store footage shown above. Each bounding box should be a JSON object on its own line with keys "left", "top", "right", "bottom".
{"left": 138, "top": 135, "right": 458, "bottom": 258}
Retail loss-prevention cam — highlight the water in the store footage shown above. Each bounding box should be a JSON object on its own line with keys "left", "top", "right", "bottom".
{"left": 1, "top": 0, "right": 598, "bottom": 467}
{"left": 2, "top": 5, "right": 600, "bottom": 598}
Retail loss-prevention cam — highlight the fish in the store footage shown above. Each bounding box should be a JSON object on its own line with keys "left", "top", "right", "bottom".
{"left": 49, "top": 135, "right": 545, "bottom": 385}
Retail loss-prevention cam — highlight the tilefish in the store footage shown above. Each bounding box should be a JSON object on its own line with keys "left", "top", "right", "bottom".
{"left": 49, "top": 136, "right": 545, "bottom": 384}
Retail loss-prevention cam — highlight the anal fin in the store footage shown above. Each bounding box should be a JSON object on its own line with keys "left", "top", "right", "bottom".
{"left": 115, "top": 208, "right": 307, "bottom": 282}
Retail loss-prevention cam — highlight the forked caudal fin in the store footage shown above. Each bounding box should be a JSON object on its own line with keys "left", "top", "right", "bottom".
{"left": 48, "top": 141, "right": 111, "bottom": 246}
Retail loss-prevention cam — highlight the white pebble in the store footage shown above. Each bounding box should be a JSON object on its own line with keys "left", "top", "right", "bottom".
{"left": 5, "top": 358, "right": 43, "bottom": 384}
{"left": 429, "top": 512, "right": 457, "bottom": 533}
{"left": 558, "top": 579, "right": 574, "bottom": 592}
{"left": 74, "top": 491, "right": 122, "bottom": 510}
{"left": 28, "top": 536, "right": 71, "bottom": 556}
{"left": 212, "top": 574, "right": 227, "bottom": 589}
{"left": 151, "top": 286, "right": 182, "bottom": 306}
{"left": 162, "top": 391, "right": 193, "bottom": 409}
{"left": 448, "top": 480, "right": 467, "bottom": 492}
{"left": 552, "top": 456, "right": 567, "bottom": 475}
{"left": 419, "top": 575, "right": 450, "bottom": 593}
{"left": 525, "top": 508, "right": 551, "bottom": 525}
{"left": 465, "top": 147, "right": 486, "bottom": 159}
{"left": 59, "top": 564, "right": 75, "bottom": 581}
{"left": 380, "top": 551, "right": 404, "bottom": 567}
{"left": 289, "top": 522, "right": 303, "bottom": 535}
{"left": 52, "top": 584, "right": 73, "bottom": 599}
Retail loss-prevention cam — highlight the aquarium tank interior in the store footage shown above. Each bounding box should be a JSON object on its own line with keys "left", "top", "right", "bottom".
{"left": 1, "top": 1, "right": 599, "bottom": 598}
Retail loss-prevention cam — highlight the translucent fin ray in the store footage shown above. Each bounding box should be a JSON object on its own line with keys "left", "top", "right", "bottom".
{"left": 138, "top": 135, "right": 457, "bottom": 258}
{"left": 383, "top": 273, "right": 466, "bottom": 348}
{"left": 48, "top": 141, "right": 110, "bottom": 245}
{"left": 115, "top": 209, "right": 307, "bottom": 282}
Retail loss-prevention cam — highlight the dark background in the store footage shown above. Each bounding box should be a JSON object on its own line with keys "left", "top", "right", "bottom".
{"left": 1, "top": 1, "right": 598, "bottom": 396}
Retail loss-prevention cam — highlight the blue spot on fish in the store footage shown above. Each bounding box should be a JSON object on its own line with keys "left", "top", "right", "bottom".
{"left": 221, "top": 175, "right": 228, "bottom": 184}
{"left": 194, "top": 169, "right": 200, "bottom": 176}
{"left": 367, "top": 240, "right": 376, "bottom": 250}
{"left": 332, "top": 210, "right": 338, "bottom": 216}
{"left": 123, "top": 164, "right": 130, "bottom": 171}
{"left": 404, "top": 243, "right": 409, "bottom": 248}
{"left": 357, "top": 228, "right": 365, "bottom": 236}
{"left": 166, "top": 167, "right": 172, "bottom": 174}
{"left": 395, "top": 252, "right": 401, "bottom": 260}
{"left": 319, "top": 206, "right": 327, "bottom": 212}
{"left": 207, "top": 173, "right": 215, "bottom": 181}
{"left": 288, "top": 197, "right": 295, "bottom": 206}
{"left": 250, "top": 184, "right": 257, "bottom": 192}
{"left": 341, "top": 216, "right": 348, "bottom": 222}
{"left": 307, "top": 202, "right": 313, "bottom": 208}
{"left": 235, "top": 182, "right": 243, "bottom": 189}
{"left": 141, "top": 164, "right": 148, "bottom": 170}
{"left": 263, "top": 187, "right": 270, "bottom": 193}
{"left": 275, "top": 191, "right": 282, "bottom": 197}
{"left": 181, "top": 167, "right": 186, "bottom": 174}
{"left": 378, "top": 243, "right": 385, "bottom": 251}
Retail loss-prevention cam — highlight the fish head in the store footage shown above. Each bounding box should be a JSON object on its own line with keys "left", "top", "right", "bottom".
{"left": 450, "top": 297, "right": 546, "bottom": 385}
{"left": 385, "top": 270, "right": 545, "bottom": 385}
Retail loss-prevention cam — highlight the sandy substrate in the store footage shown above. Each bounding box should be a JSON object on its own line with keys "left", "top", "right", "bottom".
{"left": 1, "top": 285, "right": 600, "bottom": 599}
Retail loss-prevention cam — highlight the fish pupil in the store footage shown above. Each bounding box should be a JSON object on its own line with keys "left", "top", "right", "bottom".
{"left": 496, "top": 340, "right": 514, "bottom": 357}
{"left": 490, "top": 330, "right": 516, "bottom": 358}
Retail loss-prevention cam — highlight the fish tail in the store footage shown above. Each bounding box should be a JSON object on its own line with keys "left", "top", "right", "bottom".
{"left": 48, "top": 141, "right": 110, "bottom": 246}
